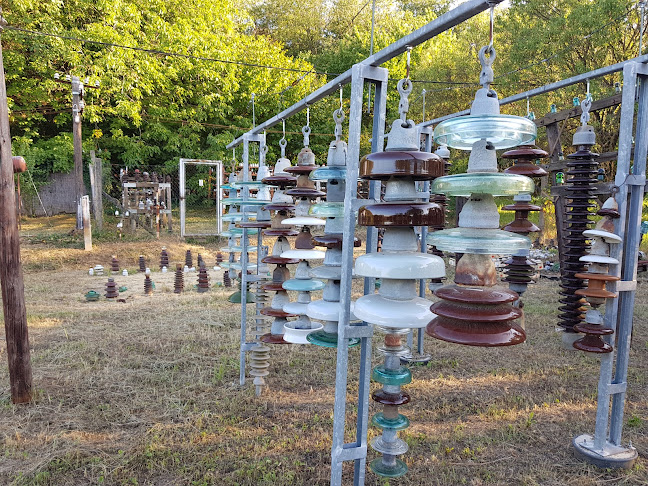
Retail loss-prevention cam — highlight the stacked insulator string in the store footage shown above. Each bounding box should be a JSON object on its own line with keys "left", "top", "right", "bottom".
{"left": 558, "top": 99, "right": 599, "bottom": 345}
{"left": 354, "top": 78, "right": 446, "bottom": 478}
{"left": 197, "top": 266, "right": 210, "bottom": 292}
{"left": 110, "top": 256, "right": 120, "bottom": 274}
{"left": 144, "top": 275, "right": 153, "bottom": 295}
{"left": 138, "top": 255, "right": 146, "bottom": 272}
{"left": 160, "top": 247, "right": 170, "bottom": 269}
{"left": 105, "top": 278, "right": 119, "bottom": 299}
{"left": 174, "top": 264, "right": 184, "bottom": 293}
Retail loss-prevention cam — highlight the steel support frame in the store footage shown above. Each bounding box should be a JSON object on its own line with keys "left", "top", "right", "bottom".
{"left": 239, "top": 132, "right": 265, "bottom": 386}
{"left": 179, "top": 158, "right": 223, "bottom": 237}
{"left": 572, "top": 61, "right": 648, "bottom": 467}
{"left": 331, "top": 63, "right": 387, "bottom": 486}
{"left": 225, "top": 0, "right": 503, "bottom": 150}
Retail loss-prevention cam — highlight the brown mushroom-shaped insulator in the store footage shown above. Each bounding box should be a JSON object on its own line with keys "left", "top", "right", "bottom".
{"left": 160, "top": 247, "right": 170, "bottom": 269}
{"left": 110, "top": 256, "right": 120, "bottom": 273}
{"left": 174, "top": 264, "right": 184, "bottom": 294}
{"left": 144, "top": 275, "right": 153, "bottom": 295}
{"left": 502, "top": 145, "right": 548, "bottom": 178}
{"left": 138, "top": 255, "right": 146, "bottom": 273}
{"left": 105, "top": 278, "right": 119, "bottom": 299}
{"left": 197, "top": 266, "right": 210, "bottom": 293}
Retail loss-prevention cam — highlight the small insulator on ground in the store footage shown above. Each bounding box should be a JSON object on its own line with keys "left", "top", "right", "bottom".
{"left": 160, "top": 247, "right": 170, "bottom": 269}
{"left": 185, "top": 250, "right": 193, "bottom": 268}
{"left": 110, "top": 256, "right": 120, "bottom": 273}
{"left": 144, "top": 275, "right": 153, "bottom": 295}
{"left": 223, "top": 271, "right": 232, "bottom": 288}
{"left": 138, "top": 255, "right": 146, "bottom": 272}
{"left": 105, "top": 278, "right": 119, "bottom": 299}
{"left": 197, "top": 266, "right": 210, "bottom": 293}
{"left": 174, "top": 264, "right": 184, "bottom": 293}
{"left": 216, "top": 252, "right": 223, "bottom": 264}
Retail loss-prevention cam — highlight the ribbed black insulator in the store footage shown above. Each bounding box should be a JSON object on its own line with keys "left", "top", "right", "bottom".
{"left": 174, "top": 264, "right": 184, "bottom": 293}
{"left": 185, "top": 250, "right": 193, "bottom": 268}
{"left": 558, "top": 148, "right": 598, "bottom": 332}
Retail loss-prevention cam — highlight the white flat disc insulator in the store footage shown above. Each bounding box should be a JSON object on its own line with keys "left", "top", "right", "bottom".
{"left": 283, "top": 322, "right": 324, "bottom": 344}
{"left": 580, "top": 255, "right": 619, "bottom": 265}
{"left": 583, "top": 229, "right": 623, "bottom": 243}
{"left": 281, "top": 216, "right": 326, "bottom": 226}
{"left": 281, "top": 249, "right": 326, "bottom": 260}
{"left": 309, "top": 265, "right": 342, "bottom": 280}
{"left": 307, "top": 299, "right": 356, "bottom": 321}
{"left": 283, "top": 302, "right": 309, "bottom": 315}
{"left": 354, "top": 294, "right": 434, "bottom": 329}
{"left": 354, "top": 252, "right": 445, "bottom": 279}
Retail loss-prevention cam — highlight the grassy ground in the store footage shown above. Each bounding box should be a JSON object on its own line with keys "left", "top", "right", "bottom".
{"left": 0, "top": 215, "right": 647, "bottom": 485}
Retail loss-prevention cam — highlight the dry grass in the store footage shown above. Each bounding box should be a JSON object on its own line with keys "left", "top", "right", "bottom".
{"left": 0, "top": 216, "right": 647, "bottom": 485}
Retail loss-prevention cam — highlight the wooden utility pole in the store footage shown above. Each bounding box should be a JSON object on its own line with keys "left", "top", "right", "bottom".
{"left": 0, "top": 13, "right": 33, "bottom": 404}
{"left": 89, "top": 150, "right": 103, "bottom": 231}
{"left": 54, "top": 74, "right": 98, "bottom": 230}
{"left": 71, "top": 76, "right": 84, "bottom": 229}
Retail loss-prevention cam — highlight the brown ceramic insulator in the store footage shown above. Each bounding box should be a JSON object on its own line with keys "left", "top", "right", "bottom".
{"left": 503, "top": 255, "right": 535, "bottom": 285}
{"left": 110, "top": 256, "right": 120, "bottom": 273}
{"left": 455, "top": 254, "right": 497, "bottom": 287}
{"left": 12, "top": 156, "right": 27, "bottom": 174}
{"left": 597, "top": 207, "right": 620, "bottom": 218}
{"left": 295, "top": 227, "right": 316, "bottom": 249}
{"left": 270, "top": 264, "right": 291, "bottom": 283}
{"left": 260, "top": 307, "right": 296, "bottom": 318}
{"left": 357, "top": 201, "right": 444, "bottom": 228}
{"left": 262, "top": 175, "right": 297, "bottom": 187}
{"left": 574, "top": 273, "right": 619, "bottom": 300}
{"left": 197, "top": 267, "right": 209, "bottom": 293}
{"left": 160, "top": 248, "right": 169, "bottom": 269}
{"left": 262, "top": 256, "right": 301, "bottom": 266}
{"left": 264, "top": 228, "right": 300, "bottom": 237}
{"left": 427, "top": 316, "right": 526, "bottom": 346}
{"left": 144, "top": 275, "right": 153, "bottom": 295}
{"left": 312, "top": 234, "right": 362, "bottom": 249}
{"left": 223, "top": 271, "right": 232, "bottom": 288}
{"left": 572, "top": 322, "right": 614, "bottom": 353}
{"left": 197, "top": 254, "right": 205, "bottom": 269}
{"left": 428, "top": 285, "right": 525, "bottom": 347}
{"left": 138, "top": 255, "right": 146, "bottom": 272}
{"left": 359, "top": 151, "right": 444, "bottom": 180}
{"left": 105, "top": 278, "right": 119, "bottom": 299}
{"left": 262, "top": 203, "right": 296, "bottom": 212}
{"left": 185, "top": 250, "right": 193, "bottom": 268}
{"left": 501, "top": 201, "right": 542, "bottom": 235}
{"left": 237, "top": 221, "right": 272, "bottom": 229}
{"left": 216, "top": 252, "right": 223, "bottom": 264}
{"left": 284, "top": 165, "right": 318, "bottom": 175}
{"left": 558, "top": 147, "right": 599, "bottom": 333}
{"left": 174, "top": 265, "right": 184, "bottom": 293}
{"left": 261, "top": 282, "right": 287, "bottom": 292}
{"left": 371, "top": 390, "right": 411, "bottom": 406}
{"left": 260, "top": 333, "right": 289, "bottom": 344}
{"left": 502, "top": 145, "right": 549, "bottom": 177}
{"left": 285, "top": 187, "right": 326, "bottom": 198}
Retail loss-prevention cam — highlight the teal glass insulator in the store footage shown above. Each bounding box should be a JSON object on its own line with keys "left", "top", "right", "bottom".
{"left": 282, "top": 279, "right": 325, "bottom": 292}
{"left": 228, "top": 227, "right": 259, "bottom": 235}
{"left": 427, "top": 227, "right": 531, "bottom": 255}
{"left": 434, "top": 114, "right": 537, "bottom": 150}
{"left": 371, "top": 412, "right": 410, "bottom": 431}
{"left": 232, "top": 181, "right": 266, "bottom": 188}
{"left": 310, "top": 166, "right": 347, "bottom": 181}
{"left": 369, "top": 458, "right": 408, "bottom": 478}
{"left": 224, "top": 245, "right": 258, "bottom": 252}
{"left": 223, "top": 198, "right": 270, "bottom": 206}
{"left": 309, "top": 201, "right": 345, "bottom": 218}
{"left": 372, "top": 365, "right": 412, "bottom": 386}
{"left": 307, "top": 330, "right": 360, "bottom": 348}
{"left": 431, "top": 173, "right": 534, "bottom": 197}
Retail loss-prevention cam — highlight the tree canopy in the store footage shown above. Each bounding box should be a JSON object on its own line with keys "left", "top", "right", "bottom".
{"left": 2, "top": 0, "right": 644, "bottom": 179}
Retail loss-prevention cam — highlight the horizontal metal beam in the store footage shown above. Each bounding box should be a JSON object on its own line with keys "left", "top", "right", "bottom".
{"left": 421, "top": 53, "right": 648, "bottom": 127}
{"left": 226, "top": 0, "right": 503, "bottom": 150}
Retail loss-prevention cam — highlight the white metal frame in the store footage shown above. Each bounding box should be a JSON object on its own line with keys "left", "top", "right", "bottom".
{"left": 179, "top": 158, "right": 223, "bottom": 237}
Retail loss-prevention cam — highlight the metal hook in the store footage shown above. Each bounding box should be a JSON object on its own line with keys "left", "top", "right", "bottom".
{"left": 580, "top": 97, "right": 592, "bottom": 126}
{"left": 478, "top": 45, "right": 496, "bottom": 89}
{"left": 397, "top": 78, "right": 413, "bottom": 124}
{"left": 405, "top": 46, "right": 412, "bottom": 80}
{"left": 333, "top": 109, "right": 345, "bottom": 142}
{"left": 279, "top": 138, "right": 287, "bottom": 158}
{"left": 302, "top": 125, "right": 311, "bottom": 148}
